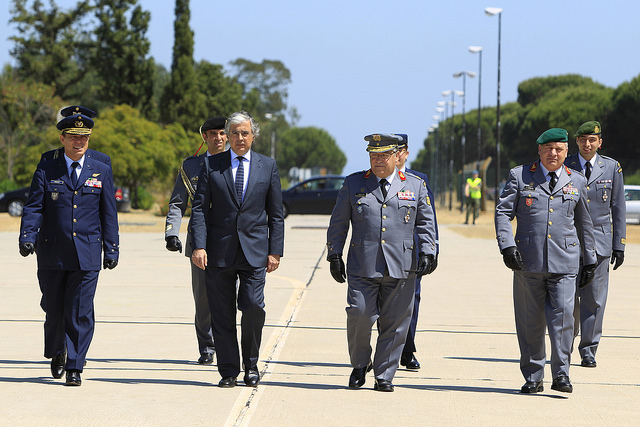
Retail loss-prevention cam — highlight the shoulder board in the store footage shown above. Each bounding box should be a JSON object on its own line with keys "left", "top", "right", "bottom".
{"left": 529, "top": 162, "right": 537, "bottom": 172}
{"left": 398, "top": 170, "right": 406, "bottom": 181}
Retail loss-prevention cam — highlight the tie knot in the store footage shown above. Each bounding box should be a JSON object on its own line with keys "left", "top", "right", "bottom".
{"left": 237, "top": 156, "right": 244, "bottom": 162}
{"left": 380, "top": 179, "right": 388, "bottom": 186}
{"left": 71, "top": 161, "right": 79, "bottom": 169}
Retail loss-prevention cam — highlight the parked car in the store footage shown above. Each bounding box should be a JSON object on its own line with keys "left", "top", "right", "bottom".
{"left": 0, "top": 185, "right": 131, "bottom": 216}
{"left": 624, "top": 184, "right": 640, "bottom": 224}
{"left": 281, "top": 175, "right": 345, "bottom": 218}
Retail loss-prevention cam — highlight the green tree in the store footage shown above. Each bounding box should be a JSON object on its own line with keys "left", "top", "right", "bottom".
{"left": 9, "top": 0, "right": 94, "bottom": 99}
{"left": 160, "top": 0, "right": 205, "bottom": 128}
{"left": 194, "top": 60, "right": 243, "bottom": 121}
{"left": 92, "top": 104, "right": 194, "bottom": 207}
{"left": 276, "top": 127, "right": 346, "bottom": 176}
{"left": 89, "top": 0, "right": 155, "bottom": 116}
{"left": 606, "top": 74, "right": 640, "bottom": 172}
{"left": 0, "top": 70, "right": 63, "bottom": 184}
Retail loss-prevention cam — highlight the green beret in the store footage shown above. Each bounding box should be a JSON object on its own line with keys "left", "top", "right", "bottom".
{"left": 536, "top": 128, "right": 568, "bottom": 145}
{"left": 573, "top": 121, "right": 601, "bottom": 137}
{"left": 364, "top": 133, "right": 402, "bottom": 153}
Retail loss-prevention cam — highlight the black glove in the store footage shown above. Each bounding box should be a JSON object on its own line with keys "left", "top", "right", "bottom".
{"left": 328, "top": 254, "right": 346, "bottom": 283}
{"left": 103, "top": 259, "right": 118, "bottom": 270}
{"left": 426, "top": 253, "right": 438, "bottom": 275}
{"left": 416, "top": 253, "right": 435, "bottom": 277}
{"left": 502, "top": 246, "right": 523, "bottom": 271}
{"left": 579, "top": 264, "right": 595, "bottom": 288}
{"left": 19, "top": 242, "right": 35, "bottom": 257}
{"left": 610, "top": 250, "right": 624, "bottom": 270}
{"left": 165, "top": 236, "right": 183, "bottom": 253}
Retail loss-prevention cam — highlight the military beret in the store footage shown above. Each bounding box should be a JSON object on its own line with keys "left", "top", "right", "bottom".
{"left": 201, "top": 116, "right": 226, "bottom": 132}
{"left": 364, "top": 133, "right": 402, "bottom": 152}
{"left": 56, "top": 105, "right": 96, "bottom": 135}
{"left": 573, "top": 120, "right": 601, "bottom": 137}
{"left": 394, "top": 133, "right": 408, "bottom": 149}
{"left": 536, "top": 128, "right": 568, "bottom": 145}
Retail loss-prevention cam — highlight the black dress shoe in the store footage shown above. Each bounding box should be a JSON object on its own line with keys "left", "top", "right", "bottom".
{"left": 551, "top": 375, "right": 573, "bottom": 393}
{"left": 581, "top": 356, "right": 597, "bottom": 368}
{"left": 374, "top": 379, "right": 394, "bottom": 392}
{"left": 198, "top": 353, "right": 214, "bottom": 364}
{"left": 400, "top": 353, "right": 421, "bottom": 370}
{"left": 65, "top": 370, "right": 82, "bottom": 386}
{"left": 348, "top": 361, "right": 373, "bottom": 389}
{"left": 218, "top": 376, "right": 237, "bottom": 388}
{"left": 520, "top": 381, "right": 543, "bottom": 393}
{"left": 244, "top": 368, "right": 260, "bottom": 387}
{"left": 51, "top": 352, "right": 66, "bottom": 379}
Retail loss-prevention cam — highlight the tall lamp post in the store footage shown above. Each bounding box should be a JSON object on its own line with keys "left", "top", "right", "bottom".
{"left": 442, "top": 90, "right": 458, "bottom": 211}
{"left": 453, "top": 71, "right": 476, "bottom": 211}
{"left": 264, "top": 113, "right": 277, "bottom": 159}
{"left": 485, "top": 6, "right": 502, "bottom": 203}
{"left": 436, "top": 103, "right": 447, "bottom": 206}
{"left": 431, "top": 116, "right": 440, "bottom": 198}
{"left": 469, "top": 46, "right": 483, "bottom": 168}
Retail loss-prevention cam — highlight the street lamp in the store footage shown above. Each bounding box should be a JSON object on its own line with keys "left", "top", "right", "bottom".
{"left": 264, "top": 113, "right": 277, "bottom": 159}
{"left": 442, "top": 90, "right": 458, "bottom": 210}
{"left": 436, "top": 103, "right": 446, "bottom": 205}
{"left": 469, "top": 46, "right": 483, "bottom": 168}
{"left": 453, "top": 71, "right": 476, "bottom": 211}
{"left": 485, "top": 6, "right": 502, "bottom": 203}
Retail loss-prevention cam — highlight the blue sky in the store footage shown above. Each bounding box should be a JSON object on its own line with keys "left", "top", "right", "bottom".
{"left": 2, "top": 0, "right": 640, "bottom": 175}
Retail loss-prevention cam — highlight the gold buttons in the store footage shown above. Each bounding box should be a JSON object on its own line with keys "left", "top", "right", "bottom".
{"left": 382, "top": 204, "right": 387, "bottom": 208}
{"left": 382, "top": 227, "right": 386, "bottom": 232}
{"left": 548, "top": 221, "right": 552, "bottom": 225}
{"left": 73, "top": 218, "right": 77, "bottom": 223}
{"left": 382, "top": 215, "right": 387, "bottom": 219}
{"left": 73, "top": 232, "right": 77, "bottom": 236}
{"left": 381, "top": 240, "right": 386, "bottom": 244}
{"left": 73, "top": 205, "right": 77, "bottom": 209}
{"left": 550, "top": 196, "right": 554, "bottom": 200}
{"left": 548, "top": 234, "right": 551, "bottom": 239}
{"left": 549, "top": 208, "right": 553, "bottom": 212}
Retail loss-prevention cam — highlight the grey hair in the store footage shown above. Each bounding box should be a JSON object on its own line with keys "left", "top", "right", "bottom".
{"left": 225, "top": 111, "right": 260, "bottom": 138}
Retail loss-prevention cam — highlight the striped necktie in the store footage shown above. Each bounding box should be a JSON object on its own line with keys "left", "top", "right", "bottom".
{"left": 548, "top": 172, "right": 557, "bottom": 191}
{"left": 235, "top": 156, "right": 245, "bottom": 202}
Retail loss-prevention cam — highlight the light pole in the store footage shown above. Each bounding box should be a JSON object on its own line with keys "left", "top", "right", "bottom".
{"left": 436, "top": 103, "right": 447, "bottom": 206}
{"left": 431, "top": 116, "right": 440, "bottom": 198}
{"left": 442, "top": 90, "right": 458, "bottom": 211}
{"left": 264, "top": 113, "right": 277, "bottom": 159}
{"left": 485, "top": 6, "right": 502, "bottom": 203}
{"left": 454, "top": 71, "right": 476, "bottom": 211}
{"left": 469, "top": 46, "right": 483, "bottom": 168}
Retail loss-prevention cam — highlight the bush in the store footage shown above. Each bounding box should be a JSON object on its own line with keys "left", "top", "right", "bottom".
{"left": 134, "top": 186, "right": 155, "bottom": 210}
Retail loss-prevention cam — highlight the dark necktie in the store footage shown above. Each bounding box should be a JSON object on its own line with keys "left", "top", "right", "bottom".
{"left": 71, "top": 162, "right": 80, "bottom": 187}
{"left": 235, "top": 156, "right": 245, "bottom": 202}
{"left": 379, "top": 179, "right": 388, "bottom": 199}
{"left": 548, "top": 172, "right": 557, "bottom": 191}
{"left": 585, "top": 162, "right": 591, "bottom": 180}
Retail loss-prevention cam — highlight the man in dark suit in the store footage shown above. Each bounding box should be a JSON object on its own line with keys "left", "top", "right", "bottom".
{"left": 394, "top": 134, "right": 439, "bottom": 371}
{"left": 191, "top": 111, "right": 284, "bottom": 388}
{"left": 19, "top": 105, "right": 119, "bottom": 386}
{"left": 165, "top": 116, "right": 227, "bottom": 364}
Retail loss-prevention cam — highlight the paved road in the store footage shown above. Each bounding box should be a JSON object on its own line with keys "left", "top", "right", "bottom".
{"left": 1, "top": 215, "right": 639, "bottom": 426}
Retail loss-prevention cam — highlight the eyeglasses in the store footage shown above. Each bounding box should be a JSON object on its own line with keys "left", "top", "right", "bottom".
{"left": 231, "top": 130, "right": 251, "bottom": 138}
{"left": 369, "top": 152, "right": 394, "bottom": 161}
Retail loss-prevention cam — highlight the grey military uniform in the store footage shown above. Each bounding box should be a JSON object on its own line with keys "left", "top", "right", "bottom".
{"left": 165, "top": 153, "right": 214, "bottom": 356}
{"left": 565, "top": 153, "right": 626, "bottom": 359}
{"left": 327, "top": 169, "right": 436, "bottom": 382}
{"left": 495, "top": 162, "right": 596, "bottom": 382}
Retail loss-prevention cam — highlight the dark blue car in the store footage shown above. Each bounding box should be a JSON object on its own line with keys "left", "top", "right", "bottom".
{"left": 281, "top": 175, "right": 345, "bottom": 218}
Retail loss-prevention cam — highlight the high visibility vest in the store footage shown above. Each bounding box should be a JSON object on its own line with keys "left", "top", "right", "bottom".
{"left": 467, "top": 177, "right": 482, "bottom": 199}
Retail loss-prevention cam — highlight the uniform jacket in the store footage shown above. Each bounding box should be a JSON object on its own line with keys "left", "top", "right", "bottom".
{"left": 20, "top": 156, "right": 119, "bottom": 271}
{"left": 407, "top": 167, "right": 439, "bottom": 251}
{"left": 495, "top": 161, "right": 596, "bottom": 274}
{"left": 327, "top": 169, "right": 437, "bottom": 280}
{"left": 40, "top": 147, "right": 111, "bottom": 167}
{"left": 565, "top": 153, "right": 626, "bottom": 256}
{"left": 190, "top": 150, "right": 284, "bottom": 268}
{"left": 165, "top": 153, "right": 208, "bottom": 257}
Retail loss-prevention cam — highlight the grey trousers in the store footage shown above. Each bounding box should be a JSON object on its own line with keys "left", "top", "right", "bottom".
{"left": 346, "top": 274, "right": 414, "bottom": 382}
{"left": 574, "top": 255, "right": 610, "bottom": 359}
{"left": 190, "top": 260, "right": 215, "bottom": 356}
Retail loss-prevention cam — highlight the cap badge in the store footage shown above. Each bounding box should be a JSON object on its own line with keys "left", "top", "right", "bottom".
{"left": 373, "top": 134, "right": 381, "bottom": 142}
{"left": 594, "top": 125, "right": 600, "bottom": 133}
{"left": 75, "top": 120, "right": 83, "bottom": 128}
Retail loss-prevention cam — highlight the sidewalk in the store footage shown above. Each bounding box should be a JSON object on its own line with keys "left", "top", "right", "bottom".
{"left": 1, "top": 215, "right": 639, "bottom": 426}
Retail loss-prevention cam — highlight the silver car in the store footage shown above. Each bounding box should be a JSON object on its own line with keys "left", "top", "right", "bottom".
{"left": 624, "top": 185, "right": 640, "bottom": 224}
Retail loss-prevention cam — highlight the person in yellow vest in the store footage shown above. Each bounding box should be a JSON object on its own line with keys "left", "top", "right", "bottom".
{"left": 465, "top": 170, "right": 482, "bottom": 224}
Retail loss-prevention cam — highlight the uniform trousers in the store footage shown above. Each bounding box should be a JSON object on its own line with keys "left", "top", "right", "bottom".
{"left": 190, "top": 260, "right": 215, "bottom": 356}
{"left": 38, "top": 269, "right": 99, "bottom": 371}
{"left": 403, "top": 275, "right": 421, "bottom": 355}
{"left": 346, "top": 274, "right": 414, "bottom": 382}
{"left": 513, "top": 271, "right": 576, "bottom": 381}
{"left": 206, "top": 248, "right": 266, "bottom": 378}
{"left": 574, "top": 255, "right": 609, "bottom": 359}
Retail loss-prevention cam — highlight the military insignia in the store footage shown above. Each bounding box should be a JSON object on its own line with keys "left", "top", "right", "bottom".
{"left": 564, "top": 165, "right": 572, "bottom": 175}
{"left": 426, "top": 195, "right": 431, "bottom": 206}
{"left": 84, "top": 178, "right": 102, "bottom": 188}
{"left": 621, "top": 238, "right": 626, "bottom": 245}
{"left": 529, "top": 163, "right": 537, "bottom": 172}
{"left": 523, "top": 184, "right": 535, "bottom": 191}
{"left": 373, "top": 134, "right": 381, "bottom": 141}
{"left": 404, "top": 210, "right": 411, "bottom": 223}
{"left": 357, "top": 205, "right": 364, "bottom": 214}
{"left": 595, "top": 125, "right": 600, "bottom": 133}
{"left": 562, "top": 185, "right": 579, "bottom": 195}
{"left": 397, "top": 191, "right": 415, "bottom": 200}
{"left": 50, "top": 179, "right": 64, "bottom": 184}
{"left": 166, "top": 224, "right": 173, "bottom": 232}
{"left": 526, "top": 197, "right": 533, "bottom": 206}
{"left": 617, "top": 162, "right": 622, "bottom": 173}
{"left": 75, "top": 120, "right": 83, "bottom": 128}
{"left": 356, "top": 192, "right": 366, "bottom": 197}
{"left": 92, "top": 173, "right": 101, "bottom": 177}
{"left": 51, "top": 192, "right": 59, "bottom": 201}
{"left": 364, "top": 169, "right": 372, "bottom": 178}
{"left": 398, "top": 170, "right": 406, "bottom": 181}
{"left": 602, "top": 190, "right": 608, "bottom": 202}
